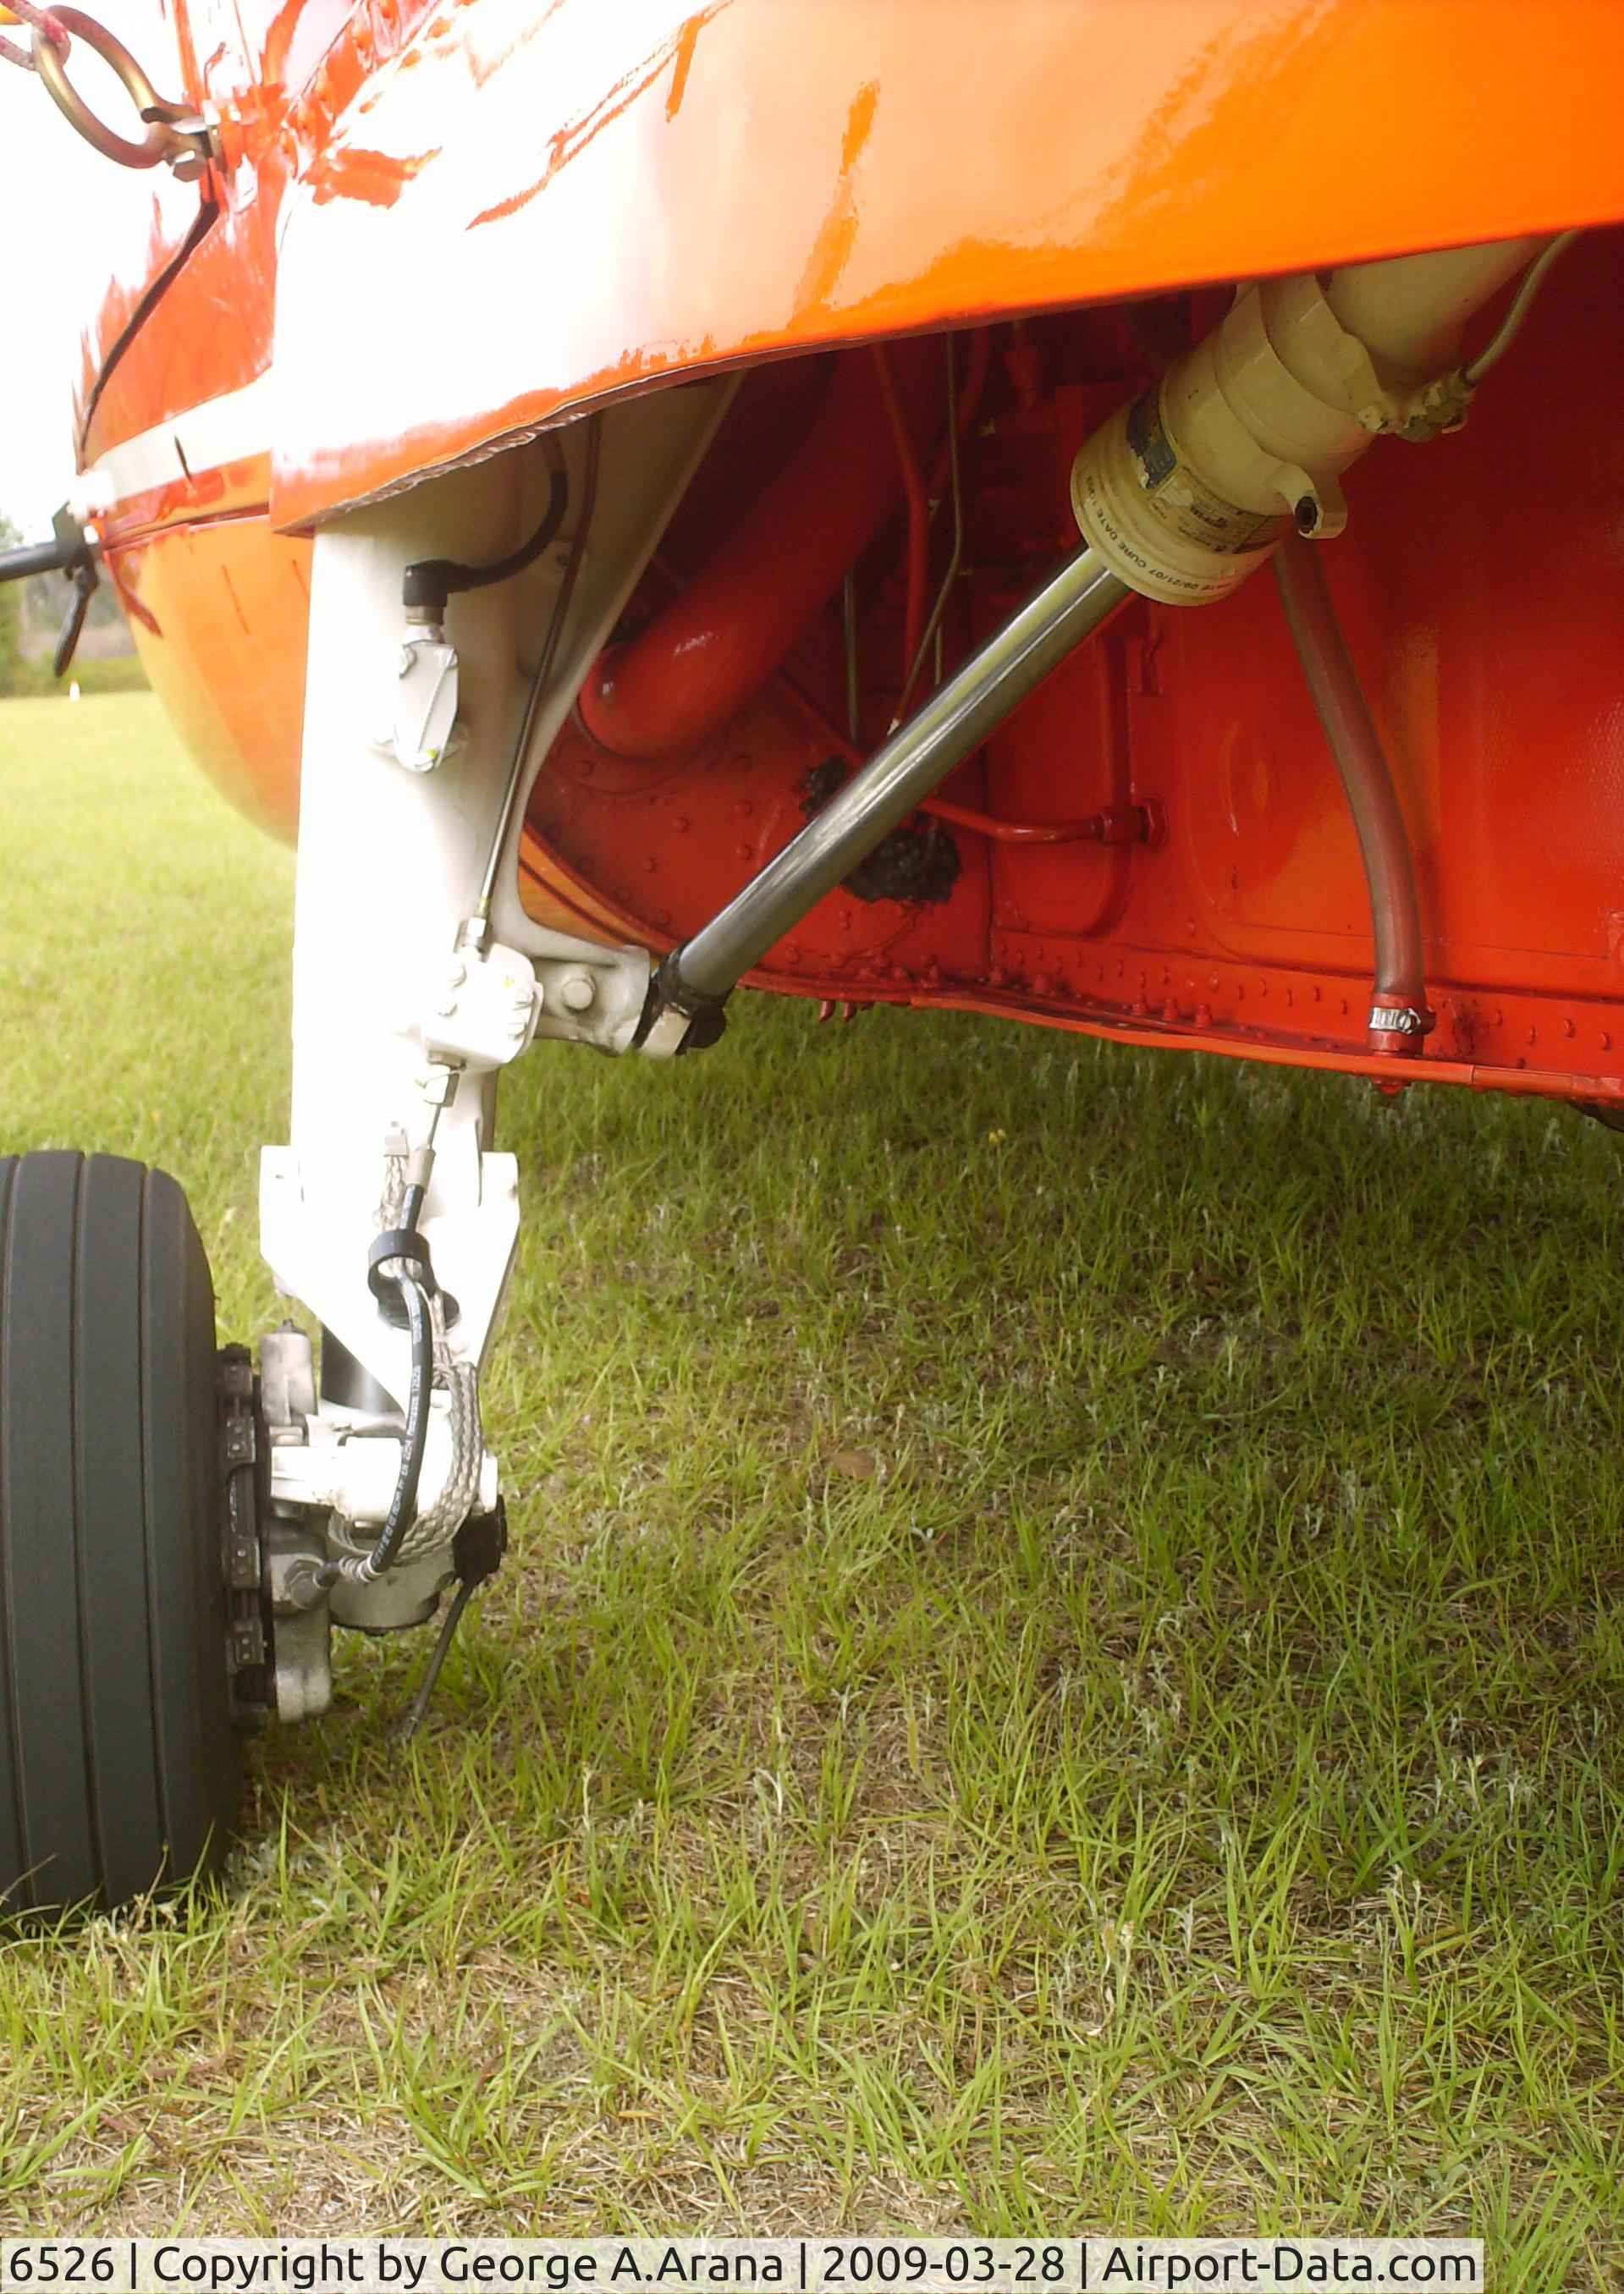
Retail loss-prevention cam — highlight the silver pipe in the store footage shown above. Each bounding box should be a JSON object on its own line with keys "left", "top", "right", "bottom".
{"left": 842, "top": 569, "right": 860, "bottom": 739}
{"left": 474, "top": 415, "right": 602, "bottom": 928}
{"left": 890, "top": 330, "right": 963, "bottom": 732}
{"left": 667, "top": 542, "right": 1128, "bottom": 1007}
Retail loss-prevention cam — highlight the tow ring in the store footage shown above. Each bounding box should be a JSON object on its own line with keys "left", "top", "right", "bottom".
{"left": 31, "top": 6, "right": 217, "bottom": 176}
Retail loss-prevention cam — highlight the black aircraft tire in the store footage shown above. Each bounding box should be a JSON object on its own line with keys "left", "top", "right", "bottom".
{"left": 0, "top": 1153, "right": 239, "bottom": 1915}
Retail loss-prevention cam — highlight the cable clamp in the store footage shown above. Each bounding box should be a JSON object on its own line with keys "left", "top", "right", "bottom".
{"left": 367, "top": 1228, "right": 436, "bottom": 1300}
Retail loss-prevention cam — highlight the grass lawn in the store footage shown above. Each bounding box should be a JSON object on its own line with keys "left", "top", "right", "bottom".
{"left": 0, "top": 693, "right": 1620, "bottom": 2275}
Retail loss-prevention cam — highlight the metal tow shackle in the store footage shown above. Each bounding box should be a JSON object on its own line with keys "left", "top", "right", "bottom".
{"left": 14, "top": 2, "right": 219, "bottom": 178}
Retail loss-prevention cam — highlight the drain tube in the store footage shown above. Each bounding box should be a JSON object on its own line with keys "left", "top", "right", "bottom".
{"left": 1274, "top": 534, "right": 1430, "bottom": 1056}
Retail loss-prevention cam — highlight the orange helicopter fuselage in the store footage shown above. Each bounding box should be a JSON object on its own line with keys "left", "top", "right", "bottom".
{"left": 75, "top": 0, "right": 1624, "bottom": 1106}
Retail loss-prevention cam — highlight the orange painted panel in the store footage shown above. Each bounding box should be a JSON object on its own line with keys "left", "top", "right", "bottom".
{"left": 267, "top": 0, "right": 1624, "bottom": 522}
{"left": 78, "top": 192, "right": 279, "bottom": 468}
{"left": 113, "top": 514, "right": 311, "bottom": 839}
{"left": 62, "top": 1, "right": 1624, "bottom": 1111}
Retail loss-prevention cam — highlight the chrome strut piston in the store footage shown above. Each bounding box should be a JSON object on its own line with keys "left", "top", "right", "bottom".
{"left": 638, "top": 542, "right": 1129, "bottom": 1053}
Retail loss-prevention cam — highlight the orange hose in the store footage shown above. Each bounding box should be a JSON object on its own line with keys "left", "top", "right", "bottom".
{"left": 579, "top": 346, "right": 932, "bottom": 759}
{"left": 921, "top": 793, "right": 1116, "bottom": 844}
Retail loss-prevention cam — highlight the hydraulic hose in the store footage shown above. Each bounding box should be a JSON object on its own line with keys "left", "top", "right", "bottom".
{"left": 1272, "top": 534, "right": 1429, "bottom": 1053}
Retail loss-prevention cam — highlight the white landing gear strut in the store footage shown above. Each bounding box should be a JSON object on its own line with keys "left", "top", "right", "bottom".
{"left": 252, "top": 383, "right": 732, "bottom": 1729}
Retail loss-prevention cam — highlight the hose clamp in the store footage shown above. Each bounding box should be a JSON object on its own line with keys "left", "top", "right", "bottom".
{"left": 1368, "top": 1001, "right": 1432, "bottom": 1051}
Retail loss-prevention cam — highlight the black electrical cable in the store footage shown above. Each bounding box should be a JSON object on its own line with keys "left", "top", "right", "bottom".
{"left": 402, "top": 440, "right": 569, "bottom": 617}
{"left": 317, "top": 1266, "right": 433, "bottom": 1587}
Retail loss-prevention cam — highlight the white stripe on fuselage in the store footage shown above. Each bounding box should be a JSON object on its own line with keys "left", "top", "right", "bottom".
{"left": 83, "top": 370, "right": 273, "bottom": 511}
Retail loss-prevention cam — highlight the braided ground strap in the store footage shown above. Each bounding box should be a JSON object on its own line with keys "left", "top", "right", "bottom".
{"left": 399, "top": 1290, "right": 482, "bottom": 1560}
